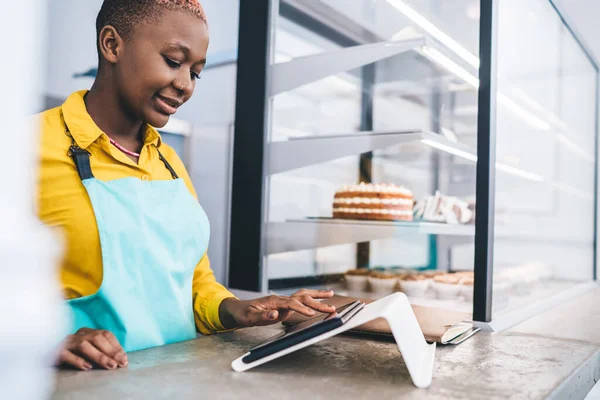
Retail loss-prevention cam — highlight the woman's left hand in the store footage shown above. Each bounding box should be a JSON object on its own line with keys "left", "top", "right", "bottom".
{"left": 219, "top": 289, "right": 336, "bottom": 328}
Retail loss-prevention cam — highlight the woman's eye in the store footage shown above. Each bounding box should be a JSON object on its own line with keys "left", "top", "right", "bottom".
{"left": 191, "top": 71, "right": 202, "bottom": 80}
{"left": 163, "top": 56, "right": 181, "bottom": 68}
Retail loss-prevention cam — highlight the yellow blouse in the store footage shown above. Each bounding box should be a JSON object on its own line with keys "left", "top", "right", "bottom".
{"left": 36, "top": 91, "right": 234, "bottom": 335}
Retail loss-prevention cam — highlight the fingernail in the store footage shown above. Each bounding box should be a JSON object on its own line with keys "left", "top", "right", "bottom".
{"left": 84, "top": 363, "right": 92, "bottom": 371}
{"left": 269, "top": 311, "right": 277, "bottom": 319}
{"left": 108, "top": 361, "right": 117, "bottom": 369}
{"left": 119, "top": 359, "right": 128, "bottom": 367}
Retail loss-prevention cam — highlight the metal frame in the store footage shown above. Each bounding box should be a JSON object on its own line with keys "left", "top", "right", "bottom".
{"left": 548, "top": 0, "right": 599, "bottom": 71}
{"left": 228, "top": 1, "right": 275, "bottom": 292}
{"left": 473, "top": 0, "right": 498, "bottom": 322}
{"left": 593, "top": 72, "right": 600, "bottom": 281}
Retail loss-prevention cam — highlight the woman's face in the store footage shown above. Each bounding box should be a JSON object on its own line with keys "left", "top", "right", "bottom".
{"left": 113, "top": 9, "right": 209, "bottom": 128}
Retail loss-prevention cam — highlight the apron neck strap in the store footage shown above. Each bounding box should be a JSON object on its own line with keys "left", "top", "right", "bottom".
{"left": 69, "top": 145, "right": 95, "bottom": 181}
{"left": 61, "top": 110, "right": 95, "bottom": 181}
{"left": 61, "top": 111, "right": 179, "bottom": 181}
{"left": 154, "top": 146, "right": 179, "bottom": 180}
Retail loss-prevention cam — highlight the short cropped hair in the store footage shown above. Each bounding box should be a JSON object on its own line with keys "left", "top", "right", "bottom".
{"left": 96, "top": 0, "right": 207, "bottom": 59}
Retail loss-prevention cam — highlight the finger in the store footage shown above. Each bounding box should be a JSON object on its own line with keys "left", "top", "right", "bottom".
{"left": 92, "top": 334, "right": 127, "bottom": 368}
{"left": 101, "top": 331, "right": 128, "bottom": 367}
{"left": 77, "top": 341, "right": 118, "bottom": 370}
{"left": 293, "top": 289, "right": 335, "bottom": 300}
{"left": 297, "top": 295, "right": 337, "bottom": 314}
{"left": 260, "top": 309, "right": 293, "bottom": 324}
{"left": 58, "top": 349, "right": 92, "bottom": 371}
{"left": 262, "top": 310, "right": 279, "bottom": 323}
{"left": 274, "top": 298, "right": 316, "bottom": 317}
{"left": 246, "top": 309, "right": 279, "bottom": 326}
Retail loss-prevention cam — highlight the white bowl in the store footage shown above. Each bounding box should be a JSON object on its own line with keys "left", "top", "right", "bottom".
{"left": 399, "top": 279, "right": 430, "bottom": 297}
{"left": 368, "top": 276, "right": 398, "bottom": 294}
{"left": 433, "top": 282, "right": 461, "bottom": 299}
{"left": 345, "top": 275, "right": 368, "bottom": 292}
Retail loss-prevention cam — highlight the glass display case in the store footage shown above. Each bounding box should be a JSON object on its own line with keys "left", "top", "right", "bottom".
{"left": 228, "top": 0, "right": 598, "bottom": 325}
{"left": 490, "top": 0, "right": 598, "bottom": 319}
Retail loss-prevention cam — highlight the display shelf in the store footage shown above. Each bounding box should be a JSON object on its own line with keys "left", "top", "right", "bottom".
{"left": 269, "top": 130, "right": 425, "bottom": 175}
{"left": 265, "top": 216, "right": 593, "bottom": 255}
{"left": 271, "top": 36, "right": 426, "bottom": 96}
{"left": 269, "top": 130, "right": 473, "bottom": 175}
{"left": 270, "top": 131, "right": 594, "bottom": 203}
{"left": 266, "top": 218, "right": 474, "bottom": 255}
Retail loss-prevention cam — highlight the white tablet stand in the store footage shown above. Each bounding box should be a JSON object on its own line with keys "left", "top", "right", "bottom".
{"left": 231, "top": 292, "right": 437, "bottom": 389}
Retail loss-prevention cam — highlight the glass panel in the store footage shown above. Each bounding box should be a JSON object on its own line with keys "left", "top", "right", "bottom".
{"left": 268, "top": 17, "right": 361, "bottom": 281}
{"left": 266, "top": 0, "right": 481, "bottom": 314}
{"left": 492, "top": 0, "right": 597, "bottom": 315}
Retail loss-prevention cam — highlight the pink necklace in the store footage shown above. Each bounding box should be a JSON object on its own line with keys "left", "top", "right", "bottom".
{"left": 109, "top": 137, "right": 140, "bottom": 158}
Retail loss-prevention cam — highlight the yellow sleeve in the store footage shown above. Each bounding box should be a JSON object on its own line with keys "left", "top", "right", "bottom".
{"left": 192, "top": 254, "right": 237, "bottom": 334}
{"left": 157, "top": 143, "right": 237, "bottom": 334}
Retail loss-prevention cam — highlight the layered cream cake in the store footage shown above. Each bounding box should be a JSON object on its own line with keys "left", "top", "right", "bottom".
{"left": 333, "top": 183, "right": 413, "bottom": 221}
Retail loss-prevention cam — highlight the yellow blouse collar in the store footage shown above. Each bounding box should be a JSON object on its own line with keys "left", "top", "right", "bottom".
{"left": 61, "top": 90, "right": 162, "bottom": 150}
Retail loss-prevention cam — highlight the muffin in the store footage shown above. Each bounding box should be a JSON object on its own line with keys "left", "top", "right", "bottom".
{"left": 398, "top": 274, "right": 429, "bottom": 297}
{"left": 344, "top": 268, "right": 370, "bottom": 292}
{"left": 389, "top": 266, "right": 410, "bottom": 277}
{"left": 432, "top": 274, "right": 461, "bottom": 299}
{"left": 422, "top": 270, "right": 446, "bottom": 279}
{"left": 453, "top": 270, "right": 474, "bottom": 278}
{"left": 368, "top": 270, "right": 398, "bottom": 294}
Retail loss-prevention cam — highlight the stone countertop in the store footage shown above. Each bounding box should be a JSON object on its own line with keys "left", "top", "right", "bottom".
{"left": 53, "top": 288, "right": 600, "bottom": 400}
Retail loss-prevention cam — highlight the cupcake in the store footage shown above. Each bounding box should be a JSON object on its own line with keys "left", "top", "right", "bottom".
{"left": 432, "top": 274, "right": 461, "bottom": 299}
{"left": 398, "top": 274, "right": 429, "bottom": 297}
{"left": 454, "top": 270, "right": 474, "bottom": 279}
{"left": 368, "top": 270, "right": 398, "bottom": 295}
{"left": 344, "top": 268, "right": 370, "bottom": 292}
{"left": 390, "top": 266, "right": 410, "bottom": 277}
{"left": 422, "top": 270, "right": 446, "bottom": 279}
{"left": 459, "top": 276, "right": 474, "bottom": 301}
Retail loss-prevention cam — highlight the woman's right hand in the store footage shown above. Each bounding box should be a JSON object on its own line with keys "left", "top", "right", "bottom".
{"left": 56, "top": 328, "right": 128, "bottom": 371}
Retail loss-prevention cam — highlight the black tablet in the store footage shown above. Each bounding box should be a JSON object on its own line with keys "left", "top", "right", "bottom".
{"left": 242, "top": 300, "right": 364, "bottom": 364}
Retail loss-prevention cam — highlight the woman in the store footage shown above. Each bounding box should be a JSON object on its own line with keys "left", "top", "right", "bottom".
{"left": 37, "top": 0, "right": 335, "bottom": 371}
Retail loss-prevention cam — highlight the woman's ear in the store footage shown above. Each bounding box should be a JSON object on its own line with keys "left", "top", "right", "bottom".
{"left": 98, "top": 25, "right": 123, "bottom": 65}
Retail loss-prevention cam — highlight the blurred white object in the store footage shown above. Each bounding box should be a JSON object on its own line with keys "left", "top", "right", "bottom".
{"left": 398, "top": 279, "right": 430, "bottom": 297}
{"left": 345, "top": 275, "right": 369, "bottom": 292}
{"left": 432, "top": 282, "right": 461, "bottom": 299}
{"left": 0, "top": 2, "right": 67, "bottom": 399}
{"left": 413, "top": 191, "right": 474, "bottom": 224}
{"left": 440, "top": 127, "right": 458, "bottom": 143}
{"left": 367, "top": 276, "right": 398, "bottom": 295}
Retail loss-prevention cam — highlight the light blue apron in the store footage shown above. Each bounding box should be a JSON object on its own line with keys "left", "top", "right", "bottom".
{"left": 65, "top": 123, "right": 209, "bottom": 353}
